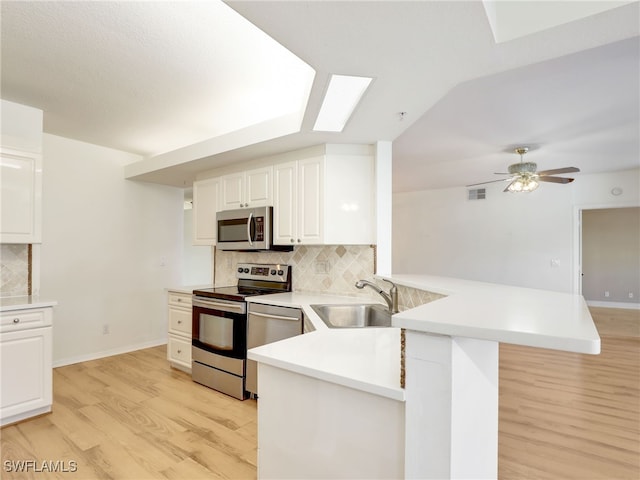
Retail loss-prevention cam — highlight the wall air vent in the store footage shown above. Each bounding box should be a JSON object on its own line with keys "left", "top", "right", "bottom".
{"left": 468, "top": 188, "right": 486, "bottom": 200}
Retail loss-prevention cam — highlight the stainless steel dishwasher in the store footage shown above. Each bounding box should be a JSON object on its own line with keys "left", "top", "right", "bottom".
{"left": 246, "top": 302, "right": 302, "bottom": 396}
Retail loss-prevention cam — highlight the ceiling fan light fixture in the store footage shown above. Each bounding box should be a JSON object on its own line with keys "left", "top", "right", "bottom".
{"left": 508, "top": 175, "right": 539, "bottom": 193}
{"left": 467, "top": 145, "right": 578, "bottom": 193}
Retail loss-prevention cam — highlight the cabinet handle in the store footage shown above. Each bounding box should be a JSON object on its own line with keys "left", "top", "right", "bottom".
{"left": 177, "top": 320, "right": 182, "bottom": 324}
{"left": 13, "top": 318, "right": 20, "bottom": 324}
{"left": 177, "top": 349, "right": 182, "bottom": 354}
{"left": 177, "top": 298, "right": 182, "bottom": 302}
{"left": 297, "top": 239, "right": 302, "bottom": 243}
{"left": 290, "top": 239, "right": 294, "bottom": 243}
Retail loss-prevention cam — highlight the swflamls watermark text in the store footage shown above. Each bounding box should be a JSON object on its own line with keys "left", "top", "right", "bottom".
{"left": 4, "top": 459, "right": 78, "bottom": 473}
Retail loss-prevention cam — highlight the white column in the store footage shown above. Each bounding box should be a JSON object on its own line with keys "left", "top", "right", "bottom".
{"left": 404, "top": 331, "right": 498, "bottom": 479}
{"left": 375, "top": 140, "right": 392, "bottom": 275}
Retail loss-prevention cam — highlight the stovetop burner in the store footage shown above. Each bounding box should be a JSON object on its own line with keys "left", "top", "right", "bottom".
{"left": 193, "top": 263, "right": 292, "bottom": 302}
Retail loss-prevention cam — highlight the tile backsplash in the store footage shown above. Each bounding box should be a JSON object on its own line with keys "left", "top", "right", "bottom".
{"left": 1, "top": 244, "right": 30, "bottom": 297}
{"left": 214, "top": 245, "right": 445, "bottom": 310}
{"left": 215, "top": 245, "right": 377, "bottom": 298}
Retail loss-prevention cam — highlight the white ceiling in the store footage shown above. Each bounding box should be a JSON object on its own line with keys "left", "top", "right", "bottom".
{"left": 1, "top": 1, "right": 638, "bottom": 192}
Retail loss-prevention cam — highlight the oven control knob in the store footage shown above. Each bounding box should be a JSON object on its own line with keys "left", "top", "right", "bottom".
{"left": 243, "top": 268, "right": 250, "bottom": 273}
{"left": 237, "top": 267, "right": 243, "bottom": 273}
{"left": 277, "top": 269, "right": 284, "bottom": 276}
{"left": 270, "top": 269, "right": 276, "bottom": 275}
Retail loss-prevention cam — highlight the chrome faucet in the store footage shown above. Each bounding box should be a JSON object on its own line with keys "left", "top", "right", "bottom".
{"left": 355, "top": 279, "right": 399, "bottom": 314}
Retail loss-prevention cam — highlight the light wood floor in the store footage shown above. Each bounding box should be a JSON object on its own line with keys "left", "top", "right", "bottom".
{"left": 1, "top": 347, "right": 258, "bottom": 479}
{"left": 499, "top": 308, "right": 640, "bottom": 479}
{"left": 1, "top": 307, "right": 638, "bottom": 479}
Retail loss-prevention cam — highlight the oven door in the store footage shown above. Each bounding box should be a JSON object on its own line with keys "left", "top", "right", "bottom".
{"left": 192, "top": 297, "right": 246, "bottom": 359}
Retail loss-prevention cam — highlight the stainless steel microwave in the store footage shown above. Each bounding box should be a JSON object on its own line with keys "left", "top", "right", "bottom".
{"left": 216, "top": 206, "right": 274, "bottom": 251}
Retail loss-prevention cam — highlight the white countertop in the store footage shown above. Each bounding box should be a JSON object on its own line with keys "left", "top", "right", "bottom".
{"left": 0, "top": 296, "right": 58, "bottom": 312}
{"left": 247, "top": 292, "right": 405, "bottom": 401}
{"left": 166, "top": 284, "right": 212, "bottom": 294}
{"left": 384, "top": 274, "right": 600, "bottom": 354}
{"left": 241, "top": 273, "right": 600, "bottom": 403}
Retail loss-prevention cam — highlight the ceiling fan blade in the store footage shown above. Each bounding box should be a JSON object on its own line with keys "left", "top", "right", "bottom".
{"left": 493, "top": 172, "right": 511, "bottom": 175}
{"left": 536, "top": 167, "right": 580, "bottom": 176}
{"left": 503, "top": 180, "right": 516, "bottom": 192}
{"left": 466, "top": 178, "right": 511, "bottom": 187}
{"left": 538, "top": 176, "right": 575, "bottom": 184}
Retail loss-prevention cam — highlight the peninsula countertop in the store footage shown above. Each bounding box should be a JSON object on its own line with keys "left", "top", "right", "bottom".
{"left": 382, "top": 274, "right": 600, "bottom": 354}
{"left": 246, "top": 273, "right": 600, "bottom": 403}
{"left": 247, "top": 292, "right": 404, "bottom": 401}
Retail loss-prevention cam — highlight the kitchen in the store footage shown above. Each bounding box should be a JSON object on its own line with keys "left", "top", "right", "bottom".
{"left": 1, "top": 1, "right": 639, "bottom": 479}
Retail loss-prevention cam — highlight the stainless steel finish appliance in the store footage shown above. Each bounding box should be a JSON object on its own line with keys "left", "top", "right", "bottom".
{"left": 192, "top": 263, "right": 291, "bottom": 400}
{"left": 216, "top": 206, "right": 273, "bottom": 251}
{"left": 246, "top": 303, "right": 303, "bottom": 396}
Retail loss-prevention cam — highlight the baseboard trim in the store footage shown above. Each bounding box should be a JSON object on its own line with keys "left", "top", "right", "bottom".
{"left": 586, "top": 301, "right": 640, "bottom": 310}
{"left": 53, "top": 339, "right": 168, "bottom": 368}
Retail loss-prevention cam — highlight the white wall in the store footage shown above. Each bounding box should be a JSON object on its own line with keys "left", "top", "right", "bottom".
{"left": 40, "top": 134, "right": 184, "bottom": 366}
{"left": 393, "top": 168, "right": 640, "bottom": 293}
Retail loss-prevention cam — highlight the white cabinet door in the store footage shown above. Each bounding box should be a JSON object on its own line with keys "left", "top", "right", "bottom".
{"left": 167, "top": 335, "right": 191, "bottom": 371}
{"left": 245, "top": 166, "right": 272, "bottom": 208}
{"left": 274, "top": 161, "right": 297, "bottom": 245}
{"left": 221, "top": 172, "right": 245, "bottom": 210}
{"left": 0, "top": 148, "right": 42, "bottom": 243}
{"left": 324, "top": 154, "right": 375, "bottom": 244}
{"left": 274, "top": 157, "right": 323, "bottom": 245}
{"left": 297, "top": 157, "right": 323, "bottom": 244}
{"left": 0, "top": 326, "right": 52, "bottom": 425}
{"left": 221, "top": 166, "right": 272, "bottom": 210}
{"left": 193, "top": 177, "right": 220, "bottom": 245}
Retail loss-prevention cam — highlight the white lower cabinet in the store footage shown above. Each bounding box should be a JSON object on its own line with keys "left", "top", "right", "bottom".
{"left": 0, "top": 307, "right": 53, "bottom": 426}
{"left": 167, "top": 291, "right": 192, "bottom": 372}
{"left": 257, "top": 363, "right": 404, "bottom": 479}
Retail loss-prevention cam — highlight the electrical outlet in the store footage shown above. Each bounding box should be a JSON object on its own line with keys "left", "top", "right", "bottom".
{"left": 314, "top": 261, "right": 329, "bottom": 274}
{"left": 550, "top": 259, "right": 560, "bottom": 268}
{"left": 629, "top": 293, "right": 634, "bottom": 299}
{"left": 604, "top": 291, "right": 610, "bottom": 298}
{"left": 102, "top": 324, "right": 110, "bottom": 335}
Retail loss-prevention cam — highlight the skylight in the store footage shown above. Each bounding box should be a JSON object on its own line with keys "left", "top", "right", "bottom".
{"left": 313, "top": 75, "right": 372, "bottom": 132}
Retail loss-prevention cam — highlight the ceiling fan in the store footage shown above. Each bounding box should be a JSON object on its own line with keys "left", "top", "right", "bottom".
{"left": 467, "top": 147, "right": 580, "bottom": 192}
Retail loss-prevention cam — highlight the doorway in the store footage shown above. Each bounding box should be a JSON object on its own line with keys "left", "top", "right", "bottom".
{"left": 578, "top": 206, "right": 639, "bottom": 308}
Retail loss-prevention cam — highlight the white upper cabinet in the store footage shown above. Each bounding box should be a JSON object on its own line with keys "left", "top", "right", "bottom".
{"left": 192, "top": 176, "right": 220, "bottom": 245}
{"left": 0, "top": 100, "right": 43, "bottom": 244}
{"left": 274, "top": 151, "right": 374, "bottom": 246}
{"left": 323, "top": 152, "right": 375, "bottom": 245}
{"left": 221, "top": 166, "right": 272, "bottom": 210}
{"left": 0, "top": 147, "right": 42, "bottom": 244}
{"left": 274, "top": 157, "right": 324, "bottom": 245}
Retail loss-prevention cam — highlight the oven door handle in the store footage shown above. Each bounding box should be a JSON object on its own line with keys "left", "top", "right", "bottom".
{"left": 193, "top": 299, "right": 246, "bottom": 312}
{"left": 249, "top": 311, "right": 301, "bottom": 322}
{"left": 247, "top": 212, "right": 254, "bottom": 247}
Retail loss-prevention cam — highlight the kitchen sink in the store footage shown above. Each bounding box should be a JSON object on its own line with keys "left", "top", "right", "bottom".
{"left": 310, "top": 303, "right": 392, "bottom": 328}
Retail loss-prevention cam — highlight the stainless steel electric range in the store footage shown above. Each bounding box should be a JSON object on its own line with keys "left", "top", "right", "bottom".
{"left": 191, "top": 263, "right": 291, "bottom": 400}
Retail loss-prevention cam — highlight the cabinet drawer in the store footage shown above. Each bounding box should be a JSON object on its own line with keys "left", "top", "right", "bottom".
{"left": 168, "top": 335, "right": 191, "bottom": 368}
{"left": 169, "top": 307, "right": 191, "bottom": 335}
{"left": 168, "top": 292, "right": 192, "bottom": 307}
{"left": 0, "top": 309, "right": 49, "bottom": 333}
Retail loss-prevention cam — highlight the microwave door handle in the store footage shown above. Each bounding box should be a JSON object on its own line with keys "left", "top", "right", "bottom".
{"left": 247, "top": 212, "right": 254, "bottom": 246}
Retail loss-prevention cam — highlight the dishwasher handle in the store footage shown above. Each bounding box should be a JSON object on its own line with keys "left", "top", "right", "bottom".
{"left": 249, "top": 311, "right": 301, "bottom": 322}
